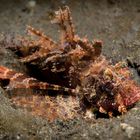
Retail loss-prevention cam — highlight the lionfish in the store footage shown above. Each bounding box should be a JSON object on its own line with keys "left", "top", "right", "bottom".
{"left": 0, "top": 6, "right": 140, "bottom": 121}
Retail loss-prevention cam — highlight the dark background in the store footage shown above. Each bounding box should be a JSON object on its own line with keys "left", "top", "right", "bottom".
{"left": 0, "top": 0, "right": 140, "bottom": 139}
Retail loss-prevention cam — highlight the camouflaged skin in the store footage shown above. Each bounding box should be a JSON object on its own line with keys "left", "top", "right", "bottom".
{"left": 0, "top": 6, "right": 140, "bottom": 120}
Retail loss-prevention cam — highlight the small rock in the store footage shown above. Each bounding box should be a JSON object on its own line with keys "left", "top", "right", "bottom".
{"left": 27, "top": 0, "right": 36, "bottom": 9}
{"left": 120, "top": 123, "right": 134, "bottom": 138}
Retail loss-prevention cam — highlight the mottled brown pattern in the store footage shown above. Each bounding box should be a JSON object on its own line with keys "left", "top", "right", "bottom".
{"left": 0, "top": 6, "right": 140, "bottom": 120}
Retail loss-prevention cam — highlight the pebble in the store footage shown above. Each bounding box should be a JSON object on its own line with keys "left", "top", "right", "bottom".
{"left": 120, "top": 123, "right": 134, "bottom": 138}
{"left": 27, "top": 0, "right": 36, "bottom": 10}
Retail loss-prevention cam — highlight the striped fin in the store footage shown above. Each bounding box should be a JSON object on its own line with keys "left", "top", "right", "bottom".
{"left": 20, "top": 26, "right": 59, "bottom": 63}
{"left": 51, "top": 6, "right": 75, "bottom": 43}
{"left": 0, "top": 66, "right": 76, "bottom": 93}
{"left": 27, "top": 26, "right": 57, "bottom": 47}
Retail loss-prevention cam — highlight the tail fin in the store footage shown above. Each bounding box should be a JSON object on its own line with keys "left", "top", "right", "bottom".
{"left": 0, "top": 66, "right": 76, "bottom": 93}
